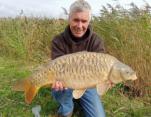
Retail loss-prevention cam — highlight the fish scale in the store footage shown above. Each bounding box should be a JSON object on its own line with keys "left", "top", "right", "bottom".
{"left": 13, "top": 51, "right": 137, "bottom": 104}
{"left": 51, "top": 53, "right": 112, "bottom": 89}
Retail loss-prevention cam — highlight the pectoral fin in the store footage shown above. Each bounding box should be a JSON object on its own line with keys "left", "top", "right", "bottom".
{"left": 73, "top": 89, "right": 86, "bottom": 99}
{"left": 96, "top": 82, "right": 110, "bottom": 96}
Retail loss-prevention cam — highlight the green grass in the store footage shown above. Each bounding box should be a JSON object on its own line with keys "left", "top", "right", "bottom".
{"left": 0, "top": 57, "right": 59, "bottom": 117}
{"left": 103, "top": 89, "right": 151, "bottom": 117}
{"left": 0, "top": 57, "right": 151, "bottom": 117}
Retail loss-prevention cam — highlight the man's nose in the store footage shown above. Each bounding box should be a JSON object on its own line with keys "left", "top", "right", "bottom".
{"left": 77, "top": 21, "right": 82, "bottom": 28}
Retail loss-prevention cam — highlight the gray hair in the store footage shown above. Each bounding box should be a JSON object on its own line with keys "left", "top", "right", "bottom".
{"left": 69, "top": 0, "right": 92, "bottom": 20}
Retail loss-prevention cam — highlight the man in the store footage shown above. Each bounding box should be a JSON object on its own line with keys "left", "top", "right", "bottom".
{"left": 51, "top": 0, "right": 106, "bottom": 117}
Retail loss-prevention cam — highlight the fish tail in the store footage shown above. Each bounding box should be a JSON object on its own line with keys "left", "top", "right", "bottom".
{"left": 12, "top": 79, "right": 27, "bottom": 91}
{"left": 25, "top": 83, "right": 39, "bottom": 104}
{"left": 12, "top": 78, "right": 39, "bottom": 104}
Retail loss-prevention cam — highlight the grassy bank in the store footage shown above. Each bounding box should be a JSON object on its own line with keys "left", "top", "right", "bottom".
{"left": 0, "top": 57, "right": 151, "bottom": 117}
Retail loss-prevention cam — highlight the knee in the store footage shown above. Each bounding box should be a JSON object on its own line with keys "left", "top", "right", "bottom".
{"left": 81, "top": 89, "right": 106, "bottom": 117}
{"left": 94, "top": 107, "right": 106, "bottom": 117}
{"left": 51, "top": 89, "right": 74, "bottom": 116}
{"left": 92, "top": 97, "right": 106, "bottom": 117}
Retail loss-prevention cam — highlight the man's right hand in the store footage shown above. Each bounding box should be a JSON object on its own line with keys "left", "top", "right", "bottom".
{"left": 52, "top": 81, "right": 65, "bottom": 91}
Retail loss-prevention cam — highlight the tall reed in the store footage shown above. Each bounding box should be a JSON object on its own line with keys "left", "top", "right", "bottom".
{"left": 93, "top": 3, "right": 151, "bottom": 96}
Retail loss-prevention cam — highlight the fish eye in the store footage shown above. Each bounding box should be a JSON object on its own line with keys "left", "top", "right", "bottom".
{"left": 126, "top": 70, "right": 129, "bottom": 74}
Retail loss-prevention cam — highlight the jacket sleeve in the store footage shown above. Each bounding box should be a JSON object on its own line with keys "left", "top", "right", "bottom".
{"left": 51, "top": 37, "right": 65, "bottom": 60}
{"left": 91, "top": 34, "right": 105, "bottom": 53}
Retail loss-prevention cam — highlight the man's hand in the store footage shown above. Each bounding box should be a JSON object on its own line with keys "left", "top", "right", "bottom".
{"left": 107, "top": 80, "right": 115, "bottom": 89}
{"left": 52, "top": 81, "right": 64, "bottom": 91}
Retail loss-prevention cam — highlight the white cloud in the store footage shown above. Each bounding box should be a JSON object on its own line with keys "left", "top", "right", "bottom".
{"left": 0, "top": 0, "right": 150, "bottom": 18}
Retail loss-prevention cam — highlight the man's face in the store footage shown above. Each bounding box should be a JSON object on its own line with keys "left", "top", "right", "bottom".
{"left": 69, "top": 10, "right": 90, "bottom": 38}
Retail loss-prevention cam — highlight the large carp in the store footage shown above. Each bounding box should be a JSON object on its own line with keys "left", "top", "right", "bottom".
{"left": 13, "top": 52, "right": 137, "bottom": 104}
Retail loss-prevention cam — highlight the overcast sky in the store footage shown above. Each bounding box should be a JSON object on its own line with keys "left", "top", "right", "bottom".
{"left": 0, "top": 0, "right": 150, "bottom": 18}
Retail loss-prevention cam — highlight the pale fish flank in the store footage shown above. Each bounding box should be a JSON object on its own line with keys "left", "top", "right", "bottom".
{"left": 12, "top": 52, "right": 137, "bottom": 104}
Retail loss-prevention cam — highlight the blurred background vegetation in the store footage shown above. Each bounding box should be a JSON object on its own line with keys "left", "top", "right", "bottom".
{"left": 0, "top": 2, "right": 151, "bottom": 117}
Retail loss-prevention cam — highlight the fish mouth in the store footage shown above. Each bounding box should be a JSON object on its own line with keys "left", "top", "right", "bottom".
{"left": 132, "top": 75, "right": 137, "bottom": 80}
